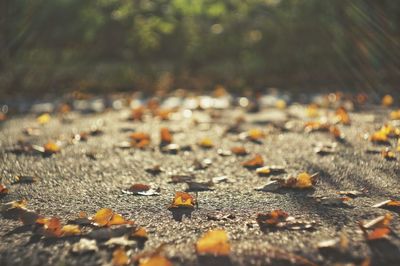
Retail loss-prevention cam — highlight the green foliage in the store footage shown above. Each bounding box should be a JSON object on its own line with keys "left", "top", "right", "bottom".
{"left": 1, "top": 0, "right": 399, "bottom": 95}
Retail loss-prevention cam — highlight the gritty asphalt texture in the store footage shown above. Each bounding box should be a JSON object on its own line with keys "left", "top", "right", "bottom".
{"left": 0, "top": 101, "right": 400, "bottom": 266}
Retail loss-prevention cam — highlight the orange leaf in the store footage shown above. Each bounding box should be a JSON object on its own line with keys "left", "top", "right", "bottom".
{"left": 335, "top": 107, "right": 351, "bottom": 125}
{"left": 91, "top": 208, "right": 114, "bottom": 227}
{"left": 44, "top": 141, "right": 60, "bottom": 154}
{"left": 112, "top": 247, "right": 129, "bottom": 266}
{"left": 196, "top": 229, "right": 231, "bottom": 256}
{"left": 0, "top": 184, "right": 9, "bottom": 195}
{"left": 160, "top": 127, "right": 173, "bottom": 145}
{"left": 242, "top": 154, "right": 264, "bottom": 169}
{"left": 247, "top": 129, "right": 265, "bottom": 142}
{"left": 61, "top": 225, "right": 81, "bottom": 236}
{"left": 257, "top": 210, "right": 289, "bottom": 226}
{"left": 36, "top": 217, "right": 63, "bottom": 237}
{"left": 169, "top": 192, "right": 195, "bottom": 209}
{"left": 382, "top": 95, "right": 394, "bottom": 107}
{"left": 367, "top": 227, "right": 390, "bottom": 240}
{"left": 230, "top": 146, "right": 248, "bottom": 155}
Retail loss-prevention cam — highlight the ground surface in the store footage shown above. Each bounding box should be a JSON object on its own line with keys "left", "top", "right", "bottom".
{"left": 0, "top": 98, "right": 400, "bottom": 266}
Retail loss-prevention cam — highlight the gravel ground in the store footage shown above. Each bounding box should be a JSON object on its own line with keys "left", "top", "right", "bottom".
{"left": 0, "top": 101, "right": 400, "bottom": 266}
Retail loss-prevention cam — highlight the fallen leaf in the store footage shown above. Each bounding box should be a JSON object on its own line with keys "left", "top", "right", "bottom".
{"left": 168, "top": 192, "right": 196, "bottom": 209}
{"left": 382, "top": 94, "right": 394, "bottom": 107}
{"left": 61, "top": 224, "right": 82, "bottom": 236}
{"left": 130, "top": 132, "right": 151, "bottom": 149}
{"left": 256, "top": 210, "right": 289, "bottom": 226}
{"left": 390, "top": 110, "right": 400, "bottom": 120}
{"left": 284, "top": 172, "right": 317, "bottom": 189}
{"left": 160, "top": 127, "right": 173, "bottom": 146}
{"left": 0, "top": 184, "right": 9, "bottom": 196}
{"left": 112, "top": 247, "right": 129, "bottom": 266}
{"left": 257, "top": 210, "right": 317, "bottom": 231}
{"left": 41, "top": 141, "right": 60, "bottom": 154}
{"left": 230, "top": 146, "right": 248, "bottom": 156}
{"left": 242, "top": 154, "right": 264, "bottom": 169}
{"left": 139, "top": 255, "right": 172, "bottom": 266}
{"left": 123, "top": 183, "right": 160, "bottom": 196}
{"left": 381, "top": 149, "right": 396, "bottom": 160}
{"left": 335, "top": 107, "right": 351, "bottom": 125}
{"left": 91, "top": 208, "right": 133, "bottom": 227}
{"left": 256, "top": 166, "right": 285, "bottom": 176}
{"left": 367, "top": 227, "right": 391, "bottom": 241}
{"left": 198, "top": 138, "right": 214, "bottom": 149}
{"left": 131, "top": 227, "right": 148, "bottom": 241}
{"left": 372, "top": 199, "right": 400, "bottom": 213}
{"left": 37, "top": 113, "right": 51, "bottom": 124}
{"left": 35, "top": 217, "right": 63, "bottom": 237}
{"left": 196, "top": 229, "right": 231, "bottom": 256}
{"left": 129, "top": 107, "right": 144, "bottom": 121}
{"left": 245, "top": 128, "right": 265, "bottom": 142}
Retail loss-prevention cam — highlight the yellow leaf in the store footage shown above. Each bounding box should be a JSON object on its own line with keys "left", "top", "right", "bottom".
{"left": 139, "top": 255, "right": 172, "bottom": 266}
{"left": 382, "top": 95, "right": 394, "bottom": 107}
{"left": 37, "top": 113, "right": 51, "bottom": 124}
{"left": 61, "top": 225, "right": 81, "bottom": 236}
{"left": 169, "top": 192, "right": 195, "bottom": 209}
{"left": 196, "top": 229, "right": 231, "bottom": 256}
{"left": 198, "top": 138, "right": 214, "bottom": 148}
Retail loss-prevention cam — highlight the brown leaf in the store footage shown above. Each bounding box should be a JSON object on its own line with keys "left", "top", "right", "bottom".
{"left": 160, "top": 127, "right": 173, "bottom": 146}
{"left": 242, "top": 154, "right": 264, "bottom": 169}
{"left": 230, "top": 146, "right": 248, "bottom": 156}
{"left": 0, "top": 184, "right": 9, "bottom": 196}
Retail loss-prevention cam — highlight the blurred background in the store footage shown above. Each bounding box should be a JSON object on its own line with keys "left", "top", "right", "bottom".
{"left": 1, "top": 0, "right": 400, "bottom": 98}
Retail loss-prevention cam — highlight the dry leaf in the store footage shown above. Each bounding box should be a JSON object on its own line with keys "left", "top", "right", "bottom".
{"left": 390, "top": 110, "right": 400, "bottom": 120}
{"left": 196, "top": 229, "right": 231, "bottom": 256}
{"left": 242, "top": 154, "right": 264, "bottom": 169}
{"left": 246, "top": 129, "right": 265, "bottom": 142}
{"left": 198, "top": 138, "right": 214, "bottom": 149}
{"left": 112, "top": 247, "right": 129, "bottom": 266}
{"left": 91, "top": 208, "right": 133, "bottom": 227}
{"left": 168, "top": 192, "right": 196, "bottom": 209}
{"left": 372, "top": 200, "right": 400, "bottom": 213}
{"left": 130, "top": 107, "right": 144, "bottom": 121}
{"left": 123, "top": 183, "right": 160, "bottom": 196}
{"left": 230, "top": 146, "right": 248, "bottom": 156}
{"left": 257, "top": 210, "right": 289, "bottom": 226}
{"left": 35, "top": 217, "right": 63, "bottom": 237}
{"left": 37, "top": 113, "right": 51, "bottom": 124}
{"left": 0, "top": 184, "right": 9, "bottom": 196}
{"left": 284, "top": 172, "right": 317, "bottom": 189}
{"left": 335, "top": 107, "right": 351, "bottom": 125}
{"left": 130, "top": 132, "right": 151, "bottom": 149}
{"left": 61, "top": 224, "right": 81, "bottom": 236}
{"left": 367, "top": 227, "right": 391, "bottom": 241}
{"left": 160, "top": 127, "right": 173, "bottom": 146}
{"left": 381, "top": 149, "right": 396, "bottom": 160}
{"left": 43, "top": 141, "right": 60, "bottom": 154}
{"left": 186, "top": 181, "right": 213, "bottom": 192}
{"left": 382, "top": 94, "right": 394, "bottom": 107}
{"left": 256, "top": 166, "right": 285, "bottom": 176}
{"left": 139, "top": 255, "right": 172, "bottom": 266}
